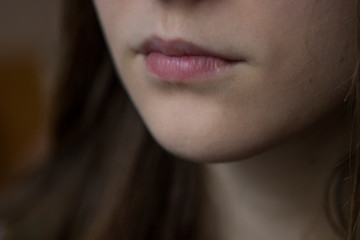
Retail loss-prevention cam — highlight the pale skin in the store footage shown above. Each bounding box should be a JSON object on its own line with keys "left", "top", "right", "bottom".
{"left": 94, "top": 0, "right": 356, "bottom": 239}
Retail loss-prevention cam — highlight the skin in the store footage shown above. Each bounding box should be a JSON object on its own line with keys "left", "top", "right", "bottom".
{"left": 94, "top": 0, "right": 356, "bottom": 239}
{"left": 94, "top": 0, "right": 356, "bottom": 162}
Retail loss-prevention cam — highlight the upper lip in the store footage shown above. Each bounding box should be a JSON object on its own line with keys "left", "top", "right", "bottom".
{"left": 139, "top": 36, "right": 243, "bottom": 62}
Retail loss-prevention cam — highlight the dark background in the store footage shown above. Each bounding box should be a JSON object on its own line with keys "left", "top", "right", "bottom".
{"left": 0, "top": 0, "right": 62, "bottom": 185}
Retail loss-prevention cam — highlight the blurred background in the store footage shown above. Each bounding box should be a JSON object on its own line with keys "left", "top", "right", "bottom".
{"left": 0, "top": 0, "right": 62, "bottom": 187}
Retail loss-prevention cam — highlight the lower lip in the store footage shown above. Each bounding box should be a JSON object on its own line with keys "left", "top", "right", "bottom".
{"left": 145, "top": 52, "right": 237, "bottom": 84}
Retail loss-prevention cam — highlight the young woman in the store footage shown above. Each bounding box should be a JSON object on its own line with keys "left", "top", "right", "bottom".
{"left": 1, "top": 0, "right": 359, "bottom": 239}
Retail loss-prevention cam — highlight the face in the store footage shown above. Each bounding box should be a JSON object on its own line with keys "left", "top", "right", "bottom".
{"left": 93, "top": 0, "right": 356, "bottom": 162}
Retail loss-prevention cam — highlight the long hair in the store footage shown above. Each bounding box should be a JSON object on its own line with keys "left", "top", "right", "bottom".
{"left": 0, "top": 0, "right": 359, "bottom": 239}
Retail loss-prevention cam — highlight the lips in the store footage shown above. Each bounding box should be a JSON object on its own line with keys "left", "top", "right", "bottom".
{"left": 139, "top": 36, "right": 241, "bottom": 61}
{"left": 139, "top": 36, "right": 244, "bottom": 83}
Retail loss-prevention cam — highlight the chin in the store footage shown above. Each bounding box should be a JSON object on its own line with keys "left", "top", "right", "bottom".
{"left": 147, "top": 126, "right": 279, "bottom": 163}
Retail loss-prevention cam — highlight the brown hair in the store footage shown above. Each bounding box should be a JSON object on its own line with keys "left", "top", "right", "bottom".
{"left": 0, "top": 0, "right": 359, "bottom": 239}
{"left": 346, "top": 1, "right": 360, "bottom": 239}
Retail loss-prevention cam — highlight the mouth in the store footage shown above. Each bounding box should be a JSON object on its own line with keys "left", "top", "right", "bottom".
{"left": 138, "top": 36, "right": 245, "bottom": 84}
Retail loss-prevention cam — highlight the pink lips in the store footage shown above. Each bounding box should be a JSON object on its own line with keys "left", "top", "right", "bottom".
{"left": 140, "top": 37, "right": 242, "bottom": 84}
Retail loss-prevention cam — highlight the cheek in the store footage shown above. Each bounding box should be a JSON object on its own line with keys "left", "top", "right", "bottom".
{"left": 93, "top": 0, "right": 149, "bottom": 48}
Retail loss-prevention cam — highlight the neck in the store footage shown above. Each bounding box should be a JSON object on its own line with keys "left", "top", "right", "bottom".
{"left": 203, "top": 111, "right": 351, "bottom": 240}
